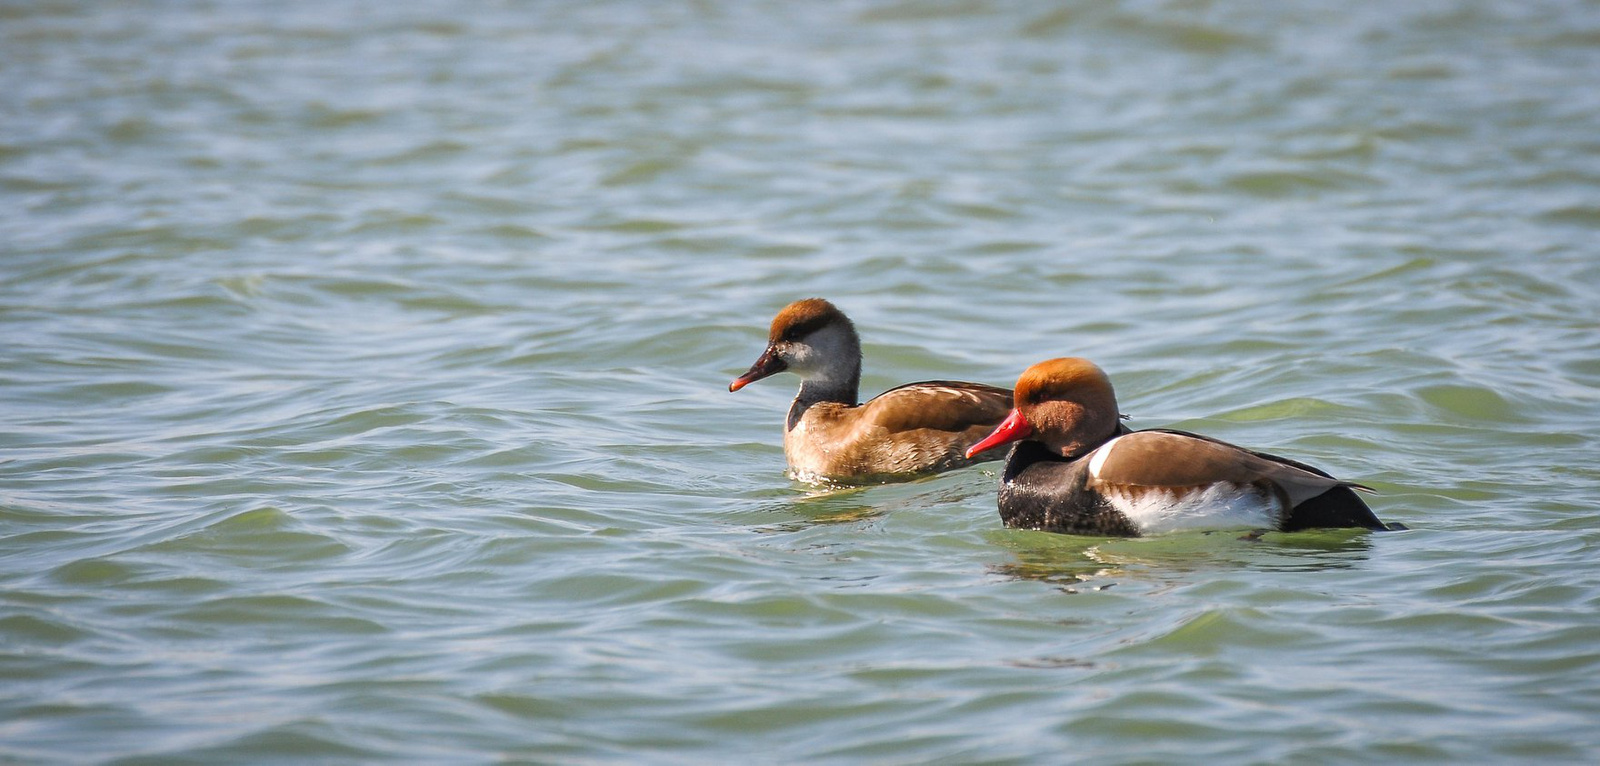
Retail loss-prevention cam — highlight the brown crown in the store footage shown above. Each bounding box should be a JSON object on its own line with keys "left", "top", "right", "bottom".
{"left": 1014, "top": 357, "right": 1116, "bottom": 408}
{"left": 768, "top": 298, "right": 852, "bottom": 343}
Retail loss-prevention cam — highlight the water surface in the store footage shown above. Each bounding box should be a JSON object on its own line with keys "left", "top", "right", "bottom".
{"left": 3, "top": 1, "right": 1600, "bottom": 762}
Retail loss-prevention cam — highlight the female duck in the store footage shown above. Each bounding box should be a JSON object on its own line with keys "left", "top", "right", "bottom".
{"left": 730, "top": 298, "right": 1013, "bottom": 483}
{"left": 966, "top": 357, "right": 1394, "bottom": 536}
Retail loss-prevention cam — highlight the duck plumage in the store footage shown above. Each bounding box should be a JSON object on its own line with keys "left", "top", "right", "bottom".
{"left": 969, "top": 358, "right": 1394, "bottom": 536}
{"left": 731, "top": 299, "right": 1012, "bottom": 483}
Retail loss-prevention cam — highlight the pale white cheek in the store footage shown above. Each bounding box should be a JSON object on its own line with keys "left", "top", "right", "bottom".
{"left": 1106, "top": 483, "right": 1281, "bottom": 535}
{"left": 784, "top": 344, "right": 817, "bottom": 373}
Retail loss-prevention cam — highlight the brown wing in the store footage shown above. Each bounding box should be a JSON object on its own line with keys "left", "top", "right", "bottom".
{"left": 859, "top": 381, "right": 1014, "bottom": 435}
{"left": 1088, "top": 430, "right": 1346, "bottom": 505}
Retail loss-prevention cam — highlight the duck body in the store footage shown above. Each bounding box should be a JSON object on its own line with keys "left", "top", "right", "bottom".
{"left": 969, "top": 358, "right": 1394, "bottom": 536}
{"left": 730, "top": 298, "right": 1012, "bottom": 483}
{"left": 783, "top": 380, "right": 1014, "bottom": 483}
{"left": 996, "top": 429, "right": 1387, "bottom": 536}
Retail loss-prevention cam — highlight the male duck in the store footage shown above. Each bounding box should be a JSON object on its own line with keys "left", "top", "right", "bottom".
{"left": 966, "top": 357, "right": 1394, "bottom": 535}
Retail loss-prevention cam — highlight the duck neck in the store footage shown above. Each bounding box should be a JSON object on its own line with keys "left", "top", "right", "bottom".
{"left": 1063, "top": 420, "right": 1131, "bottom": 460}
{"left": 782, "top": 322, "right": 862, "bottom": 431}
{"left": 786, "top": 365, "right": 859, "bottom": 431}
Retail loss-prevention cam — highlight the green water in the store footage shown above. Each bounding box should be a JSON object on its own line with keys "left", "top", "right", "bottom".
{"left": 3, "top": 1, "right": 1600, "bottom": 762}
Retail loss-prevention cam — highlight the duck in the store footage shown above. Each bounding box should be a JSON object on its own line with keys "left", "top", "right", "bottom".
{"left": 965, "top": 357, "right": 1395, "bottom": 536}
{"left": 729, "top": 298, "right": 1014, "bottom": 483}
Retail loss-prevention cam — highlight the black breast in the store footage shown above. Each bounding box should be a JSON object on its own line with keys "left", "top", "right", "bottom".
{"left": 997, "top": 441, "right": 1141, "bottom": 537}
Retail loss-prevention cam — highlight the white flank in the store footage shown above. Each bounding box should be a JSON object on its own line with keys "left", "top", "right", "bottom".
{"left": 1105, "top": 482, "right": 1281, "bottom": 535}
{"left": 1087, "top": 435, "right": 1124, "bottom": 478}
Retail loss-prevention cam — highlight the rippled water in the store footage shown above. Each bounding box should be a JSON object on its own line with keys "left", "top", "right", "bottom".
{"left": 4, "top": 0, "right": 1600, "bottom": 762}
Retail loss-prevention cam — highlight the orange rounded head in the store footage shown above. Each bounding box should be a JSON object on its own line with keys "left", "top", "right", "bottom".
{"left": 965, "top": 357, "right": 1121, "bottom": 459}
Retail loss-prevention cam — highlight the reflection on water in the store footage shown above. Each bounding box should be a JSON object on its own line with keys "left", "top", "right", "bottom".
{"left": 990, "top": 527, "right": 1379, "bottom": 590}
{"left": 752, "top": 472, "right": 997, "bottom": 532}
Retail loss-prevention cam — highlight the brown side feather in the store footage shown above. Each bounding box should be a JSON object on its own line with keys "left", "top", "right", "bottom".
{"left": 1087, "top": 431, "right": 1344, "bottom": 506}
{"left": 859, "top": 381, "right": 1014, "bottom": 434}
{"left": 785, "top": 381, "right": 1014, "bottom": 480}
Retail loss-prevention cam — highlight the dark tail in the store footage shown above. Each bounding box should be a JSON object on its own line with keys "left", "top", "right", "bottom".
{"left": 1282, "top": 485, "right": 1396, "bottom": 532}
